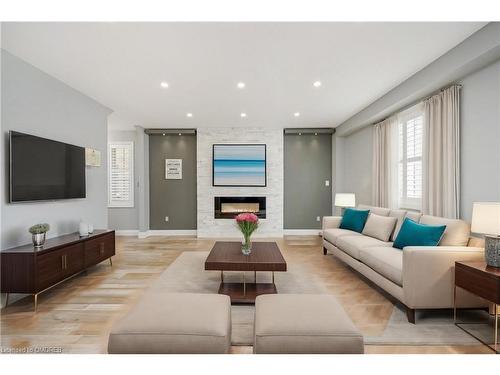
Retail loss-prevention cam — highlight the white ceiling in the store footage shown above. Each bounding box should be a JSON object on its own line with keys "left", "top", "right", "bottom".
{"left": 2, "top": 22, "right": 486, "bottom": 130}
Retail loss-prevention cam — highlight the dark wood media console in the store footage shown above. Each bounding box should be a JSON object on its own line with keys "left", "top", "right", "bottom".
{"left": 1, "top": 230, "right": 115, "bottom": 311}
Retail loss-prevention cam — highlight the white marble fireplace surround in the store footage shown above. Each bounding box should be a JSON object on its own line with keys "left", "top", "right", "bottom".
{"left": 196, "top": 128, "right": 284, "bottom": 237}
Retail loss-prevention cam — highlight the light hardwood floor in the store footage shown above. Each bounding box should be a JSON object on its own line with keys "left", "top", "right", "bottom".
{"left": 0, "top": 235, "right": 491, "bottom": 354}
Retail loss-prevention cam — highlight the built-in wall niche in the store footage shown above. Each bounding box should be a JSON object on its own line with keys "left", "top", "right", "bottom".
{"left": 214, "top": 196, "right": 266, "bottom": 219}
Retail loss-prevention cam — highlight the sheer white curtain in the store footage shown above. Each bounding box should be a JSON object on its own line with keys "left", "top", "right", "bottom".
{"left": 372, "top": 115, "right": 399, "bottom": 208}
{"left": 422, "top": 85, "right": 461, "bottom": 218}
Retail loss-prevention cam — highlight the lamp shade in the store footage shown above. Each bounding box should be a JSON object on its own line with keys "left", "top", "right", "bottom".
{"left": 471, "top": 202, "right": 500, "bottom": 236}
{"left": 335, "top": 193, "right": 356, "bottom": 208}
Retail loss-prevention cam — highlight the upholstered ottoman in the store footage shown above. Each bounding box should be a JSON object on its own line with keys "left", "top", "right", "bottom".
{"left": 254, "top": 294, "right": 364, "bottom": 354}
{"left": 108, "top": 293, "right": 231, "bottom": 354}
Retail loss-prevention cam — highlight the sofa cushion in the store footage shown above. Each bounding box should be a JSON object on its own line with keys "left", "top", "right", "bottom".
{"left": 336, "top": 235, "right": 393, "bottom": 260}
{"left": 406, "top": 211, "right": 422, "bottom": 223}
{"left": 339, "top": 208, "right": 370, "bottom": 233}
{"left": 419, "top": 215, "right": 470, "bottom": 247}
{"left": 323, "top": 228, "right": 361, "bottom": 245}
{"left": 388, "top": 209, "right": 407, "bottom": 241}
{"left": 358, "top": 204, "right": 390, "bottom": 217}
{"left": 362, "top": 213, "right": 397, "bottom": 242}
{"left": 393, "top": 218, "right": 446, "bottom": 250}
{"left": 359, "top": 246, "right": 403, "bottom": 286}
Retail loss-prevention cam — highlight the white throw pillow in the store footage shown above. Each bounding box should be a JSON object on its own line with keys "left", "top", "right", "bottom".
{"left": 362, "top": 213, "right": 397, "bottom": 242}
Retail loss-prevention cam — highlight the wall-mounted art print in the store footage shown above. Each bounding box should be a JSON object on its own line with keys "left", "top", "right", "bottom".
{"left": 85, "top": 148, "right": 101, "bottom": 167}
{"left": 212, "top": 144, "right": 266, "bottom": 187}
{"left": 165, "top": 159, "right": 182, "bottom": 179}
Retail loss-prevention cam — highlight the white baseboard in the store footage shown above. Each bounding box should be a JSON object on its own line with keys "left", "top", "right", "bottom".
{"left": 139, "top": 230, "right": 197, "bottom": 238}
{"left": 119, "top": 229, "right": 319, "bottom": 238}
{"left": 114, "top": 230, "right": 139, "bottom": 236}
{"left": 197, "top": 232, "right": 284, "bottom": 239}
{"left": 283, "top": 229, "right": 322, "bottom": 236}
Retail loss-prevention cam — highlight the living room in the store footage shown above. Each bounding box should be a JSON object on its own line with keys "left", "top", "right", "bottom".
{"left": 1, "top": 1, "right": 500, "bottom": 373}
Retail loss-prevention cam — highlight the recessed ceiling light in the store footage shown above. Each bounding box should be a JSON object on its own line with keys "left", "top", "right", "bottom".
{"left": 237, "top": 82, "right": 246, "bottom": 89}
{"left": 160, "top": 82, "right": 169, "bottom": 88}
{"left": 294, "top": 112, "right": 300, "bottom": 117}
{"left": 313, "top": 81, "right": 322, "bottom": 88}
{"left": 178, "top": 133, "right": 182, "bottom": 136}
{"left": 162, "top": 133, "right": 166, "bottom": 136}
{"left": 186, "top": 113, "right": 193, "bottom": 118}
{"left": 240, "top": 113, "right": 247, "bottom": 118}
{"left": 314, "top": 133, "right": 318, "bottom": 136}
{"left": 298, "top": 132, "right": 302, "bottom": 136}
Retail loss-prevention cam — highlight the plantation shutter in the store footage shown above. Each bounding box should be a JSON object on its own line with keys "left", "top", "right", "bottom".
{"left": 108, "top": 142, "right": 134, "bottom": 207}
{"left": 398, "top": 105, "right": 423, "bottom": 210}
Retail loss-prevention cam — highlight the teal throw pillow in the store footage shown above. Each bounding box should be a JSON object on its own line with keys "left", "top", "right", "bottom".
{"left": 393, "top": 218, "right": 446, "bottom": 250}
{"left": 339, "top": 208, "right": 370, "bottom": 233}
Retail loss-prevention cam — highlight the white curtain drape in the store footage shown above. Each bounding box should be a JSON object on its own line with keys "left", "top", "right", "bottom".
{"left": 372, "top": 115, "right": 399, "bottom": 208}
{"left": 422, "top": 85, "right": 461, "bottom": 219}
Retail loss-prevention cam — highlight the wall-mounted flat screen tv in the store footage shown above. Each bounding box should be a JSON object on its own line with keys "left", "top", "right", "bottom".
{"left": 9, "top": 131, "right": 86, "bottom": 202}
{"left": 212, "top": 144, "right": 266, "bottom": 187}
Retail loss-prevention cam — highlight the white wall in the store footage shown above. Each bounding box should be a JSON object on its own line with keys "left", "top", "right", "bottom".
{"left": 196, "top": 128, "right": 283, "bottom": 237}
{"left": 1, "top": 50, "right": 111, "bottom": 248}
{"left": 459, "top": 60, "right": 500, "bottom": 221}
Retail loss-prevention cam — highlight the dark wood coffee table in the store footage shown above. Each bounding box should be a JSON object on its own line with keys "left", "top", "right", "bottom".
{"left": 205, "top": 241, "right": 287, "bottom": 304}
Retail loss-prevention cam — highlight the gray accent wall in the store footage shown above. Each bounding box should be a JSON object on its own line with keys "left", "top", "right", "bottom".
{"left": 284, "top": 134, "right": 332, "bottom": 229}
{"left": 149, "top": 133, "right": 197, "bottom": 230}
{"left": 1, "top": 50, "right": 111, "bottom": 249}
{"left": 108, "top": 130, "right": 139, "bottom": 230}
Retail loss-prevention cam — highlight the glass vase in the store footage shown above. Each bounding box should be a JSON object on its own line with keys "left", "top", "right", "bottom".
{"left": 242, "top": 237, "right": 252, "bottom": 255}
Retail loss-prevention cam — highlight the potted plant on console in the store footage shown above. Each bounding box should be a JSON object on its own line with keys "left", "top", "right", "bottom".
{"left": 29, "top": 223, "right": 50, "bottom": 248}
{"left": 235, "top": 213, "right": 259, "bottom": 255}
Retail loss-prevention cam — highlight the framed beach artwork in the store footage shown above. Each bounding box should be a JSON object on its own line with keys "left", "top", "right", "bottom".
{"left": 212, "top": 144, "right": 266, "bottom": 187}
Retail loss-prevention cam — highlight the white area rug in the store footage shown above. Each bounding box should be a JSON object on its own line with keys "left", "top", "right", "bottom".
{"left": 153, "top": 251, "right": 496, "bottom": 346}
{"left": 150, "top": 251, "right": 327, "bottom": 345}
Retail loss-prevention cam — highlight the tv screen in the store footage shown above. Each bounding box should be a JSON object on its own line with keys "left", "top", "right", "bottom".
{"left": 10, "top": 131, "right": 86, "bottom": 202}
{"left": 212, "top": 144, "right": 266, "bottom": 187}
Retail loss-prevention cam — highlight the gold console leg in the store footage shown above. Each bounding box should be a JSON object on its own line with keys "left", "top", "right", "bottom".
{"left": 453, "top": 285, "right": 457, "bottom": 322}
{"left": 5, "top": 293, "right": 9, "bottom": 307}
{"left": 495, "top": 304, "right": 498, "bottom": 352}
{"left": 34, "top": 294, "right": 38, "bottom": 312}
{"left": 109, "top": 257, "right": 113, "bottom": 267}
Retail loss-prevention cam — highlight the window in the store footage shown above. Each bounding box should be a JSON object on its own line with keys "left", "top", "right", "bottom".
{"left": 398, "top": 107, "right": 423, "bottom": 210}
{"left": 108, "top": 142, "right": 134, "bottom": 208}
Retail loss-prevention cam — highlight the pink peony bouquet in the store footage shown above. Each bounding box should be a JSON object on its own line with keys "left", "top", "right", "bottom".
{"left": 235, "top": 213, "right": 259, "bottom": 254}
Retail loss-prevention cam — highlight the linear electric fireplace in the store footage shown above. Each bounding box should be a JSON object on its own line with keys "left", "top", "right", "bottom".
{"left": 214, "top": 196, "right": 266, "bottom": 219}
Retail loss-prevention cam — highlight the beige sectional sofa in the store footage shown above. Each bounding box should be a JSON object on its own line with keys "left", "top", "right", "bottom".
{"left": 322, "top": 204, "right": 486, "bottom": 323}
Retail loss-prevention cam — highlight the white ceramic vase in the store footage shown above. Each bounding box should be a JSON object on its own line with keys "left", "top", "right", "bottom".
{"left": 79, "top": 221, "right": 89, "bottom": 237}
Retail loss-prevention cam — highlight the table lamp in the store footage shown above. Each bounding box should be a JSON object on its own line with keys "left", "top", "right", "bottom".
{"left": 334, "top": 193, "right": 356, "bottom": 215}
{"left": 471, "top": 202, "right": 500, "bottom": 268}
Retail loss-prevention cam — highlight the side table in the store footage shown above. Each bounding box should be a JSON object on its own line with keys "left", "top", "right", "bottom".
{"left": 454, "top": 261, "right": 499, "bottom": 353}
